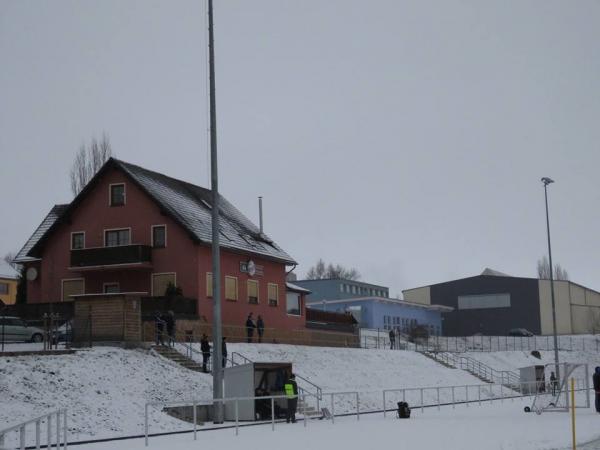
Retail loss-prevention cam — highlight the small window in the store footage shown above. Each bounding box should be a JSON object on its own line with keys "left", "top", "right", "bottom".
{"left": 105, "top": 229, "right": 130, "bottom": 247}
{"left": 206, "top": 272, "right": 213, "bottom": 298}
{"left": 152, "top": 273, "right": 176, "bottom": 296}
{"left": 152, "top": 225, "right": 166, "bottom": 248}
{"left": 103, "top": 283, "right": 120, "bottom": 294}
{"left": 339, "top": 284, "right": 344, "bottom": 293}
{"left": 110, "top": 184, "right": 125, "bottom": 206}
{"left": 71, "top": 232, "right": 85, "bottom": 250}
{"left": 247, "top": 280, "right": 259, "bottom": 304}
{"left": 225, "top": 276, "right": 238, "bottom": 301}
{"left": 0, "top": 283, "right": 8, "bottom": 295}
{"left": 62, "top": 279, "right": 84, "bottom": 301}
{"left": 268, "top": 283, "right": 279, "bottom": 306}
{"left": 286, "top": 292, "right": 301, "bottom": 316}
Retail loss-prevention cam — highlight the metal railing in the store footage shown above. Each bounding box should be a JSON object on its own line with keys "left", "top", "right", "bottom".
{"left": 359, "top": 329, "right": 600, "bottom": 353}
{"left": 426, "top": 352, "right": 520, "bottom": 386}
{"left": 381, "top": 378, "right": 590, "bottom": 417}
{"left": 0, "top": 409, "right": 67, "bottom": 450}
{"left": 144, "top": 390, "right": 360, "bottom": 446}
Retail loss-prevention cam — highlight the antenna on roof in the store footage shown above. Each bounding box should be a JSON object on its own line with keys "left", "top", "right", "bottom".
{"left": 259, "top": 196, "right": 264, "bottom": 234}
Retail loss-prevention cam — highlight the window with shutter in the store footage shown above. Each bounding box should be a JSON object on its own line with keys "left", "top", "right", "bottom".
{"left": 268, "top": 283, "right": 278, "bottom": 307}
{"left": 225, "top": 276, "right": 238, "bottom": 301}
{"left": 152, "top": 273, "right": 176, "bottom": 297}
{"left": 247, "top": 280, "right": 259, "bottom": 304}
{"left": 206, "top": 272, "right": 213, "bottom": 298}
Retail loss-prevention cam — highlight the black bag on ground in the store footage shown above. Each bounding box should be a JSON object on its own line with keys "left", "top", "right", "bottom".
{"left": 397, "top": 401, "right": 411, "bottom": 419}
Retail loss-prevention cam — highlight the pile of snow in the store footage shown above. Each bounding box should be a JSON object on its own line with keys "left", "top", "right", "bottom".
{"left": 0, "top": 347, "right": 211, "bottom": 442}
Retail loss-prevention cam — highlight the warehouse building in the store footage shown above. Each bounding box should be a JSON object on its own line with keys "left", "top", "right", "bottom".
{"left": 402, "top": 268, "right": 600, "bottom": 336}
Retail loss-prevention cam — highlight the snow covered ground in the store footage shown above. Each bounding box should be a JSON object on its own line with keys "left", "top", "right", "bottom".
{"left": 0, "top": 347, "right": 211, "bottom": 442}
{"left": 1, "top": 342, "right": 599, "bottom": 448}
{"left": 79, "top": 396, "right": 600, "bottom": 450}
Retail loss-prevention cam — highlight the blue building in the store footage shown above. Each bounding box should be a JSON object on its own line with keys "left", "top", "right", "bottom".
{"left": 295, "top": 279, "right": 451, "bottom": 336}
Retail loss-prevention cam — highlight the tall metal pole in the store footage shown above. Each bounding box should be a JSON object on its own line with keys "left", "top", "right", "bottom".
{"left": 542, "top": 177, "right": 560, "bottom": 381}
{"left": 208, "top": 0, "right": 223, "bottom": 423}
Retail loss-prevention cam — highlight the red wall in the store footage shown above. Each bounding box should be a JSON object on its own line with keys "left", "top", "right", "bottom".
{"left": 24, "top": 166, "right": 305, "bottom": 331}
{"left": 197, "top": 247, "right": 306, "bottom": 330}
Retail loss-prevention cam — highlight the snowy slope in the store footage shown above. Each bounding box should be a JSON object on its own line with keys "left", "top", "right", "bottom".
{"left": 0, "top": 347, "right": 211, "bottom": 441}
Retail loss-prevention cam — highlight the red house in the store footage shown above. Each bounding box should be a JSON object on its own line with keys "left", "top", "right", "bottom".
{"left": 14, "top": 158, "right": 306, "bottom": 331}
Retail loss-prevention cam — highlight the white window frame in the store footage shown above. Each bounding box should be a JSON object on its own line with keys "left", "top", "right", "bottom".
{"left": 103, "top": 282, "right": 120, "bottom": 294}
{"left": 70, "top": 231, "right": 86, "bottom": 250}
{"left": 286, "top": 292, "right": 302, "bottom": 316}
{"left": 103, "top": 227, "right": 132, "bottom": 247}
{"left": 151, "top": 224, "right": 167, "bottom": 248}
{"left": 109, "top": 183, "right": 126, "bottom": 206}
{"left": 151, "top": 272, "right": 177, "bottom": 297}
{"left": 61, "top": 278, "right": 85, "bottom": 301}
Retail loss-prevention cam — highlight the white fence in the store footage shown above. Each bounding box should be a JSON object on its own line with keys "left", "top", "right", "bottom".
{"left": 0, "top": 409, "right": 67, "bottom": 450}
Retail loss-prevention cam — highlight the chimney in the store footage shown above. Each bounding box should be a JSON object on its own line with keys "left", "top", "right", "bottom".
{"left": 258, "top": 196, "right": 263, "bottom": 234}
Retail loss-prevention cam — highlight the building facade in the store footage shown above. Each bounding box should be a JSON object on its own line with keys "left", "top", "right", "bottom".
{"left": 293, "top": 279, "right": 390, "bottom": 302}
{"left": 296, "top": 278, "right": 449, "bottom": 335}
{"left": 403, "top": 268, "right": 600, "bottom": 336}
{"left": 307, "top": 297, "right": 447, "bottom": 336}
{"left": 0, "top": 262, "right": 18, "bottom": 306}
{"left": 14, "top": 158, "right": 306, "bottom": 330}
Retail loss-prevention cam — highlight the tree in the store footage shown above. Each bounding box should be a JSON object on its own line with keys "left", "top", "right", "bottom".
{"left": 3, "top": 252, "right": 18, "bottom": 271}
{"left": 536, "top": 256, "right": 569, "bottom": 280}
{"left": 69, "top": 133, "right": 113, "bottom": 196}
{"left": 305, "top": 258, "right": 361, "bottom": 280}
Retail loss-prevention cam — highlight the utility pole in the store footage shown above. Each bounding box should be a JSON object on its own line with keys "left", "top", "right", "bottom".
{"left": 208, "top": 0, "right": 223, "bottom": 423}
{"left": 542, "top": 177, "right": 560, "bottom": 382}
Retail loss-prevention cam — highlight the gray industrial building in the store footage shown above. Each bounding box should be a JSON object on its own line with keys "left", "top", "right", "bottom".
{"left": 402, "top": 268, "right": 600, "bottom": 336}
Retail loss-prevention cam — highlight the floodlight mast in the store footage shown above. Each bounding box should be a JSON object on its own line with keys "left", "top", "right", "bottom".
{"left": 541, "top": 176, "right": 560, "bottom": 382}
{"left": 208, "top": 0, "right": 223, "bottom": 424}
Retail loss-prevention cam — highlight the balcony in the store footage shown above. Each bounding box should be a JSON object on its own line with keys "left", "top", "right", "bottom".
{"left": 70, "top": 245, "right": 152, "bottom": 270}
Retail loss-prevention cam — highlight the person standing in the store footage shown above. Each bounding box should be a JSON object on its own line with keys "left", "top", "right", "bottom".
{"left": 257, "top": 315, "right": 265, "bottom": 343}
{"left": 549, "top": 371, "right": 558, "bottom": 396}
{"left": 389, "top": 329, "right": 396, "bottom": 350}
{"left": 593, "top": 366, "right": 600, "bottom": 413}
{"left": 222, "top": 337, "right": 228, "bottom": 368}
{"left": 200, "top": 333, "right": 211, "bottom": 373}
{"left": 246, "top": 313, "right": 256, "bottom": 343}
{"left": 164, "top": 310, "right": 176, "bottom": 347}
{"left": 154, "top": 311, "right": 165, "bottom": 346}
{"left": 284, "top": 373, "right": 298, "bottom": 423}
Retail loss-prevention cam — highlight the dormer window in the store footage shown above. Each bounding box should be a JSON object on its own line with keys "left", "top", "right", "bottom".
{"left": 110, "top": 183, "right": 125, "bottom": 206}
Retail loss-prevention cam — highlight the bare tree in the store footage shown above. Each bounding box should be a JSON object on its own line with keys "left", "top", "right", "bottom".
{"left": 69, "top": 133, "right": 113, "bottom": 196}
{"left": 3, "top": 252, "right": 18, "bottom": 271}
{"left": 305, "top": 258, "right": 360, "bottom": 280}
{"left": 536, "top": 256, "right": 569, "bottom": 280}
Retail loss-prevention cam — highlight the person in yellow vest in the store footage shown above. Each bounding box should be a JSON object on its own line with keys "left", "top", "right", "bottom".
{"left": 284, "top": 373, "right": 298, "bottom": 423}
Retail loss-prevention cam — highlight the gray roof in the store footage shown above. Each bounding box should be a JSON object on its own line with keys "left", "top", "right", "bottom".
{"left": 480, "top": 268, "right": 511, "bottom": 277}
{"left": 17, "top": 159, "right": 296, "bottom": 265}
{"left": 14, "top": 204, "right": 68, "bottom": 263}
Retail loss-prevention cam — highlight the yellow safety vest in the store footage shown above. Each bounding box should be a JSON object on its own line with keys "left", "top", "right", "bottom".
{"left": 284, "top": 383, "right": 296, "bottom": 398}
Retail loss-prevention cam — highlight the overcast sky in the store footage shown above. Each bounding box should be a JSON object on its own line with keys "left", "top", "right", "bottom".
{"left": 1, "top": 0, "right": 599, "bottom": 296}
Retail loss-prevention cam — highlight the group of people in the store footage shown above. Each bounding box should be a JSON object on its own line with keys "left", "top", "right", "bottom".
{"left": 154, "top": 310, "right": 176, "bottom": 346}
{"left": 245, "top": 313, "right": 265, "bottom": 343}
{"left": 199, "top": 334, "right": 228, "bottom": 372}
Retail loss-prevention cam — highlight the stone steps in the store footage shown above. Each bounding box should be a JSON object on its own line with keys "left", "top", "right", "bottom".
{"left": 152, "top": 345, "right": 206, "bottom": 373}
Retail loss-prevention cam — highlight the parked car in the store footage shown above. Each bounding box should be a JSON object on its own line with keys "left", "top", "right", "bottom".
{"left": 0, "top": 316, "right": 45, "bottom": 343}
{"left": 508, "top": 328, "right": 534, "bottom": 337}
{"left": 52, "top": 321, "right": 72, "bottom": 343}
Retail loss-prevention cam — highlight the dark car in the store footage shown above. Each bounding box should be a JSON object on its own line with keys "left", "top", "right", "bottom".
{"left": 508, "top": 328, "right": 534, "bottom": 337}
